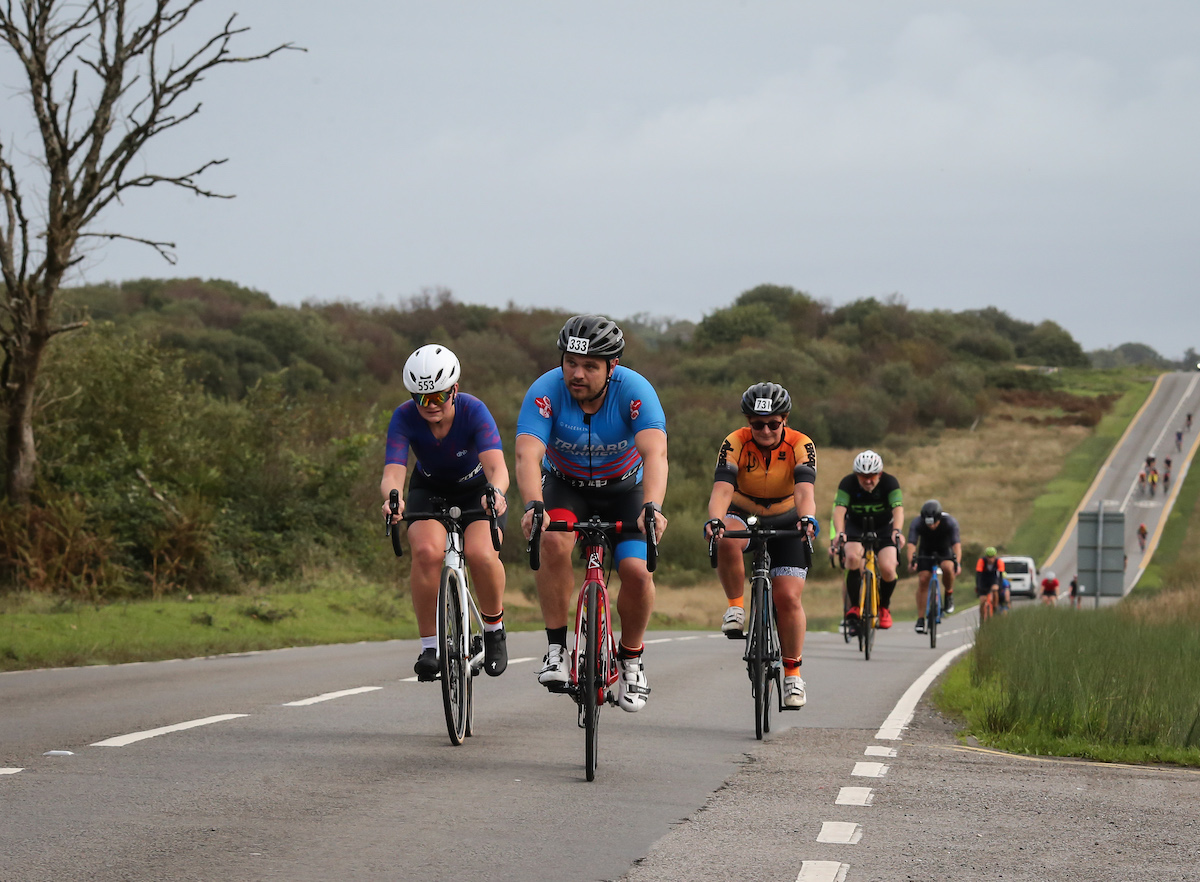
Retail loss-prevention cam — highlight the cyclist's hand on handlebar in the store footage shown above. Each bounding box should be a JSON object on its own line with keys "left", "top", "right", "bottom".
{"left": 892, "top": 529, "right": 905, "bottom": 550}
{"left": 638, "top": 506, "right": 667, "bottom": 542}
{"left": 382, "top": 496, "right": 404, "bottom": 524}
{"left": 704, "top": 518, "right": 725, "bottom": 541}
{"left": 520, "top": 505, "right": 540, "bottom": 541}
{"left": 798, "top": 516, "right": 819, "bottom": 539}
{"left": 485, "top": 489, "right": 508, "bottom": 517}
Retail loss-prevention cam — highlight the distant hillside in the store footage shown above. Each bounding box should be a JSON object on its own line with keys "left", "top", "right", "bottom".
{"left": 0, "top": 278, "right": 1109, "bottom": 600}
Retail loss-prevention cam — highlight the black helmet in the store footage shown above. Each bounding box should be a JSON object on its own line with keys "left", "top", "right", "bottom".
{"left": 557, "top": 314, "right": 625, "bottom": 359}
{"left": 920, "top": 500, "right": 942, "bottom": 523}
{"left": 740, "top": 382, "right": 792, "bottom": 417}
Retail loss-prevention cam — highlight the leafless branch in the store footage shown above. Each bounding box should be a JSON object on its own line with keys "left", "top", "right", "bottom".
{"left": 77, "top": 230, "right": 177, "bottom": 263}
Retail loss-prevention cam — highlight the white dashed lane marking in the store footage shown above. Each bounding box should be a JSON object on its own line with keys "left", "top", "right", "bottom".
{"left": 91, "top": 714, "right": 248, "bottom": 747}
{"left": 864, "top": 745, "right": 897, "bottom": 757}
{"left": 796, "top": 860, "right": 849, "bottom": 881}
{"left": 817, "top": 822, "right": 863, "bottom": 844}
{"left": 283, "top": 686, "right": 382, "bottom": 706}
{"left": 835, "top": 786, "right": 874, "bottom": 806}
{"left": 851, "top": 761, "right": 888, "bottom": 778}
{"left": 1, "top": 768, "right": 23, "bottom": 775}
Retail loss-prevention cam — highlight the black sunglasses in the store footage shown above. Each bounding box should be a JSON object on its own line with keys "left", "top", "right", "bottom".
{"left": 749, "top": 419, "right": 783, "bottom": 431}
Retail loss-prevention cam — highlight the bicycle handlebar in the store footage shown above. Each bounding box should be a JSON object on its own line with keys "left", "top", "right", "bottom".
{"left": 527, "top": 501, "right": 658, "bottom": 573}
{"left": 707, "top": 519, "right": 813, "bottom": 569}
{"left": 386, "top": 486, "right": 503, "bottom": 557}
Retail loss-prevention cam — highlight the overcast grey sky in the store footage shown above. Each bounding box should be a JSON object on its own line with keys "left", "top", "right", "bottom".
{"left": 9, "top": 2, "right": 1198, "bottom": 356}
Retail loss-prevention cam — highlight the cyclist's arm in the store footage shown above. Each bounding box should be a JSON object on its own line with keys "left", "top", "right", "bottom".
{"left": 890, "top": 505, "right": 905, "bottom": 549}
{"left": 515, "top": 433, "right": 547, "bottom": 539}
{"left": 951, "top": 542, "right": 962, "bottom": 574}
{"left": 707, "top": 480, "right": 735, "bottom": 521}
{"left": 635, "top": 427, "right": 669, "bottom": 539}
{"left": 832, "top": 504, "right": 848, "bottom": 539}
{"left": 478, "top": 448, "right": 510, "bottom": 516}
{"left": 793, "top": 481, "right": 816, "bottom": 534}
{"left": 381, "top": 463, "right": 407, "bottom": 521}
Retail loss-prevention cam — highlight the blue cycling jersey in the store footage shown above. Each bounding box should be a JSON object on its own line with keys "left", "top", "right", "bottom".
{"left": 516, "top": 366, "right": 667, "bottom": 483}
{"left": 385, "top": 393, "right": 503, "bottom": 484}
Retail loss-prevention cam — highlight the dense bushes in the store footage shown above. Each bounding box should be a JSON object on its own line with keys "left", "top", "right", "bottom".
{"left": 1, "top": 277, "right": 1096, "bottom": 599}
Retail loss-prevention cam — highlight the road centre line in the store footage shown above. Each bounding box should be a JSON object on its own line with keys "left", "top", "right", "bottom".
{"left": 876, "top": 642, "right": 972, "bottom": 740}
{"left": 283, "top": 686, "right": 382, "bottom": 706}
{"left": 864, "top": 745, "right": 896, "bottom": 757}
{"left": 796, "top": 860, "right": 849, "bottom": 881}
{"left": 91, "top": 714, "right": 248, "bottom": 747}
{"left": 1, "top": 767, "right": 23, "bottom": 775}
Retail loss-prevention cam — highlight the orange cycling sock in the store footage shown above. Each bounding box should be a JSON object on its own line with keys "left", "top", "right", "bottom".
{"left": 783, "top": 656, "right": 802, "bottom": 677}
{"left": 728, "top": 596, "right": 744, "bottom": 609}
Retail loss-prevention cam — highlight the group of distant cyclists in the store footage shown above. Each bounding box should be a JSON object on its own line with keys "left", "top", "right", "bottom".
{"left": 380, "top": 313, "right": 1023, "bottom": 718}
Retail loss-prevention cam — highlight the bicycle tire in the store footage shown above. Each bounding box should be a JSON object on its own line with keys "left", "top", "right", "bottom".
{"left": 868, "top": 568, "right": 878, "bottom": 657}
{"left": 927, "top": 577, "right": 939, "bottom": 649}
{"left": 438, "top": 567, "right": 469, "bottom": 745}
{"left": 750, "top": 576, "right": 769, "bottom": 740}
{"left": 583, "top": 580, "right": 603, "bottom": 781}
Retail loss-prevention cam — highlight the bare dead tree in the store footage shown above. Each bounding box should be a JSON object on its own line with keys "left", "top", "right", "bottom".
{"left": 0, "top": 0, "right": 300, "bottom": 505}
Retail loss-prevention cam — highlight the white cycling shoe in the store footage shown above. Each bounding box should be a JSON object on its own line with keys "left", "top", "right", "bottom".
{"left": 538, "top": 643, "right": 569, "bottom": 691}
{"left": 617, "top": 655, "right": 651, "bottom": 712}
{"left": 721, "top": 605, "right": 746, "bottom": 639}
{"left": 783, "top": 675, "right": 807, "bottom": 709}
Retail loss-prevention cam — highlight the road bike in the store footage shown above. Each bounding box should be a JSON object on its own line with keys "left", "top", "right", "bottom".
{"left": 915, "top": 554, "right": 946, "bottom": 647}
{"left": 846, "top": 518, "right": 883, "bottom": 661}
{"left": 528, "top": 502, "right": 657, "bottom": 782}
{"left": 386, "top": 487, "right": 501, "bottom": 745}
{"left": 707, "top": 517, "right": 811, "bottom": 740}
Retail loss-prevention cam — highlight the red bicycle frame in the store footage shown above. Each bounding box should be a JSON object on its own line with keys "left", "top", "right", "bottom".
{"left": 572, "top": 541, "right": 619, "bottom": 703}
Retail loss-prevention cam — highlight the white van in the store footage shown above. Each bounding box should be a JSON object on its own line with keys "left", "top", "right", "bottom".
{"left": 1000, "top": 556, "right": 1038, "bottom": 598}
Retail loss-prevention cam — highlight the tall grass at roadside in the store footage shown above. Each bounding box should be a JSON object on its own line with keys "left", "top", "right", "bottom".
{"left": 952, "top": 607, "right": 1200, "bottom": 765}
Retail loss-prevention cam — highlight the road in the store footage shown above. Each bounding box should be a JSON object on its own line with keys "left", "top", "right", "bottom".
{"left": 2, "top": 623, "right": 977, "bottom": 881}
{"left": 1044, "top": 370, "right": 1200, "bottom": 599}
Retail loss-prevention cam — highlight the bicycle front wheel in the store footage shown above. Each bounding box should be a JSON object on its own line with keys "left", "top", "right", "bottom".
{"left": 862, "top": 569, "right": 876, "bottom": 661}
{"left": 749, "top": 577, "right": 770, "bottom": 740}
{"left": 582, "top": 580, "right": 605, "bottom": 781}
{"left": 438, "top": 567, "right": 470, "bottom": 745}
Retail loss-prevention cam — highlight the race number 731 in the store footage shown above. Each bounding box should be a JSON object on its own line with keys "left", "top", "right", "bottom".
{"left": 566, "top": 336, "right": 590, "bottom": 354}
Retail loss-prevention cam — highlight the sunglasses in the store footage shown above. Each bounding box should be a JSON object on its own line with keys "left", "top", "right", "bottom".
{"left": 411, "top": 389, "right": 453, "bottom": 407}
{"left": 749, "top": 419, "right": 783, "bottom": 431}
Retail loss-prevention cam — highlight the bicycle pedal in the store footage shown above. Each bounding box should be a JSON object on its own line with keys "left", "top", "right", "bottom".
{"left": 469, "top": 663, "right": 483, "bottom": 677}
{"left": 724, "top": 629, "right": 745, "bottom": 640}
{"left": 545, "top": 681, "right": 570, "bottom": 694}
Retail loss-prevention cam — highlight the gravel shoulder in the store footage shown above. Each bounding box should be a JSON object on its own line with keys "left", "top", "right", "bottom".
{"left": 621, "top": 700, "right": 1200, "bottom": 882}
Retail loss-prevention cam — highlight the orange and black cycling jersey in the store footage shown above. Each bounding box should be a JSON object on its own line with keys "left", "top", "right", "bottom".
{"left": 714, "top": 427, "right": 817, "bottom": 517}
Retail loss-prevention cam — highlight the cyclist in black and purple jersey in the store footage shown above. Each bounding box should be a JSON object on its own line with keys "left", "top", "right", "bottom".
{"left": 906, "top": 500, "right": 962, "bottom": 632}
{"left": 381, "top": 344, "right": 510, "bottom": 681}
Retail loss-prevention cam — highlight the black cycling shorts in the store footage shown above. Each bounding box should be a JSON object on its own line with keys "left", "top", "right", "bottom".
{"left": 726, "top": 508, "right": 810, "bottom": 576}
{"left": 845, "top": 520, "right": 899, "bottom": 551}
{"left": 406, "top": 471, "right": 508, "bottom": 533}
{"left": 915, "top": 549, "right": 955, "bottom": 573}
{"left": 542, "top": 470, "right": 648, "bottom": 563}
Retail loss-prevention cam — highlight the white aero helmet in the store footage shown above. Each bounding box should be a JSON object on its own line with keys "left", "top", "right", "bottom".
{"left": 403, "top": 344, "right": 461, "bottom": 394}
{"left": 853, "top": 449, "right": 883, "bottom": 475}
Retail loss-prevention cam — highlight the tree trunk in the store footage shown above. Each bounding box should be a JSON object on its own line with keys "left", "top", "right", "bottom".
{"left": 4, "top": 335, "right": 47, "bottom": 507}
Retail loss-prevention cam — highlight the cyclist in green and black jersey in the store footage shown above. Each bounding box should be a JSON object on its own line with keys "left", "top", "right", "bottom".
{"left": 832, "top": 450, "right": 905, "bottom": 630}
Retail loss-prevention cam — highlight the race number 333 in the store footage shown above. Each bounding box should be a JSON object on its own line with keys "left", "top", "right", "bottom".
{"left": 566, "top": 336, "right": 590, "bottom": 354}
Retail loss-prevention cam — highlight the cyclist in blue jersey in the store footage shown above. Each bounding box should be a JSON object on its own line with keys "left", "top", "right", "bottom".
{"left": 381, "top": 344, "right": 510, "bottom": 681}
{"left": 516, "top": 315, "right": 668, "bottom": 713}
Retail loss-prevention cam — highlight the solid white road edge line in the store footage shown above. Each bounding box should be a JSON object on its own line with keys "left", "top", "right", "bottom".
{"left": 91, "top": 714, "right": 249, "bottom": 747}
{"left": 876, "top": 642, "right": 972, "bottom": 741}
{"left": 283, "top": 686, "right": 382, "bottom": 706}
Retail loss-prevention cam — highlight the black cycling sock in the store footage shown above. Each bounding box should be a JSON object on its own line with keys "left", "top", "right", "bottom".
{"left": 547, "top": 626, "right": 568, "bottom": 647}
{"left": 617, "top": 642, "right": 643, "bottom": 660}
{"left": 846, "top": 570, "right": 862, "bottom": 607}
{"left": 880, "top": 579, "right": 897, "bottom": 608}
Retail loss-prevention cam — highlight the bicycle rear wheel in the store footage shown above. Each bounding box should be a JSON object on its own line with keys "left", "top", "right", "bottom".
{"left": 438, "top": 567, "right": 470, "bottom": 745}
{"left": 749, "top": 576, "right": 770, "bottom": 739}
{"left": 862, "top": 569, "right": 876, "bottom": 661}
{"left": 582, "top": 580, "right": 604, "bottom": 781}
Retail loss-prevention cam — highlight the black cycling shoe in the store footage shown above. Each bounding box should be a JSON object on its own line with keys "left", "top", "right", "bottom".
{"left": 413, "top": 648, "right": 439, "bottom": 681}
{"left": 483, "top": 629, "right": 508, "bottom": 677}
{"left": 944, "top": 596, "right": 955, "bottom": 614}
